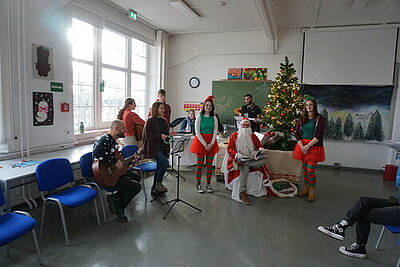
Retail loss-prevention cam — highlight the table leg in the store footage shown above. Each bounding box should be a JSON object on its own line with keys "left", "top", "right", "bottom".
{"left": 5, "top": 181, "right": 11, "bottom": 212}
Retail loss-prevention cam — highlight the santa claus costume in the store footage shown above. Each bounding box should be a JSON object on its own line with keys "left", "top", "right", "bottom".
{"left": 225, "top": 119, "right": 269, "bottom": 203}
{"left": 190, "top": 96, "right": 219, "bottom": 193}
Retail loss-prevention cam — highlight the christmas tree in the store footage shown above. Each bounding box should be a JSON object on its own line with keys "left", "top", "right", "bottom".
{"left": 264, "top": 57, "right": 303, "bottom": 150}
{"left": 353, "top": 122, "right": 364, "bottom": 141}
{"left": 343, "top": 113, "right": 354, "bottom": 138}
{"left": 364, "top": 110, "right": 384, "bottom": 141}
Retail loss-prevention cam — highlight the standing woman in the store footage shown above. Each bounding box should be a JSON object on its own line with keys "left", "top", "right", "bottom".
{"left": 190, "top": 96, "right": 219, "bottom": 193}
{"left": 292, "top": 95, "right": 325, "bottom": 202}
{"left": 143, "top": 102, "right": 176, "bottom": 194}
{"left": 117, "top": 98, "right": 145, "bottom": 146}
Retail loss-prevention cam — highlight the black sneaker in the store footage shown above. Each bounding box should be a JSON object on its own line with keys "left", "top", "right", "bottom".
{"left": 317, "top": 224, "right": 345, "bottom": 240}
{"left": 339, "top": 243, "right": 367, "bottom": 259}
{"left": 106, "top": 195, "right": 116, "bottom": 214}
{"left": 116, "top": 209, "right": 128, "bottom": 223}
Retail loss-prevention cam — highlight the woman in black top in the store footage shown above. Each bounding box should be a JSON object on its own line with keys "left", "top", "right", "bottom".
{"left": 143, "top": 102, "right": 176, "bottom": 194}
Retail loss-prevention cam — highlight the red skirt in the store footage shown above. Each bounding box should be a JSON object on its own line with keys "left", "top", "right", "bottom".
{"left": 292, "top": 139, "right": 325, "bottom": 162}
{"left": 190, "top": 133, "right": 219, "bottom": 155}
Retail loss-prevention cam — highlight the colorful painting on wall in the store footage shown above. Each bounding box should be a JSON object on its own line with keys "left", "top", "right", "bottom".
{"left": 227, "top": 68, "right": 243, "bottom": 80}
{"left": 243, "top": 68, "right": 267, "bottom": 81}
{"left": 32, "top": 44, "right": 54, "bottom": 80}
{"left": 301, "top": 85, "right": 394, "bottom": 142}
{"left": 183, "top": 101, "right": 203, "bottom": 111}
{"left": 33, "top": 92, "right": 54, "bottom": 126}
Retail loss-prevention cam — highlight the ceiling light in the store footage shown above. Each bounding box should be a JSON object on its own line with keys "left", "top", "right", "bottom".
{"left": 168, "top": 0, "right": 200, "bottom": 18}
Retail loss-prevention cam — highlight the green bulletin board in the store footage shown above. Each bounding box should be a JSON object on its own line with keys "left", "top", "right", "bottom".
{"left": 212, "top": 80, "right": 273, "bottom": 124}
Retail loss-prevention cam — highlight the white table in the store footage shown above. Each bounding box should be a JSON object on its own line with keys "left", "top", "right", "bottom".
{"left": 0, "top": 144, "right": 93, "bottom": 212}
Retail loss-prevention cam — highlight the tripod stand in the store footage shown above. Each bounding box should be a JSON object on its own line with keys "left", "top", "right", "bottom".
{"left": 162, "top": 146, "right": 201, "bottom": 219}
{"left": 163, "top": 136, "right": 189, "bottom": 180}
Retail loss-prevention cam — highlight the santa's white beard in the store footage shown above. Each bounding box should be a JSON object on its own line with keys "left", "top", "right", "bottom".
{"left": 236, "top": 128, "right": 254, "bottom": 156}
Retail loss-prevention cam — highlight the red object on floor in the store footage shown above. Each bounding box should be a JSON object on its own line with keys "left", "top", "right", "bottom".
{"left": 383, "top": 164, "right": 398, "bottom": 181}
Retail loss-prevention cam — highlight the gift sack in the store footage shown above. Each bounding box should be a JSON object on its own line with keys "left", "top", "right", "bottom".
{"left": 268, "top": 179, "right": 297, "bottom": 198}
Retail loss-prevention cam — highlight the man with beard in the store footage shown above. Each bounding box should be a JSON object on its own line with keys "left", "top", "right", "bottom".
{"left": 233, "top": 94, "right": 262, "bottom": 132}
{"left": 226, "top": 119, "right": 269, "bottom": 205}
{"left": 93, "top": 119, "right": 141, "bottom": 222}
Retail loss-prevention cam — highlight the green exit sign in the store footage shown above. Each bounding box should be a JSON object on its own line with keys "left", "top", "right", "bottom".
{"left": 128, "top": 9, "right": 137, "bottom": 20}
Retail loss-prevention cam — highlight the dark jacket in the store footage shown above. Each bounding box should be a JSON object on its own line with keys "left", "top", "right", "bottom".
{"left": 295, "top": 115, "right": 326, "bottom": 147}
{"left": 143, "top": 117, "right": 169, "bottom": 159}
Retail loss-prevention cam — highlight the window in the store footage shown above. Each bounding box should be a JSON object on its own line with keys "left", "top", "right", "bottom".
{"left": 70, "top": 18, "right": 149, "bottom": 133}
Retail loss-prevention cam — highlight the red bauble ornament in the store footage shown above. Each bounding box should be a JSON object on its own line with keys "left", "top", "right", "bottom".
{"left": 294, "top": 90, "right": 298, "bottom": 94}
{"left": 281, "top": 113, "right": 285, "bottom": 116}
{"left": 290, "top": 128, "right": 294, "bottom": 132}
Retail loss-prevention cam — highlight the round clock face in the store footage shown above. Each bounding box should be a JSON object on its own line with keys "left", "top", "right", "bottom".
{"left": 189, "top": 77, "right": 200, "bottom": 88}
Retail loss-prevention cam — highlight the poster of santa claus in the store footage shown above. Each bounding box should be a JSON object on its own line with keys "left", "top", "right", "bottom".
{"left": 33, "top": 92, "right": 54, "bottom": 126}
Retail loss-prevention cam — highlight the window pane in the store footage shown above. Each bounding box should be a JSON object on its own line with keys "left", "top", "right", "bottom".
{"left": 73, "top": 61, "right": 93, "bottom": 132}
{"left": 131, "top": 55, "right": 146, "bottom": 72}
{"left": 132, "top": 38, "right": 146, "bottom": 57}
{"left": 131, "top": 90, "right": 145, "bottom": 107}
{"left": 102, "top": 29, "right": 126, "bottom": 68}
{"left": 131, "top": 73, "right": 146, "bottom": 91}
{"left": 102, "top": 68, "right": 126, "bottom": 122}
{"left": 135, "top": 106, "right": 146, "bottom": 120}
{"left": 71, "top": 18, "right": 94, "bottom": 61}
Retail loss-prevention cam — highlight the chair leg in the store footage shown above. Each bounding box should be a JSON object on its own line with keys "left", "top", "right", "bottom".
{"left": 73, "top": 208, "right": 78, "bottom": 221}
{"left": 396, "top": 255, "right": 400, "bottom": 267}
{"left": 142, "top": 172, "right": 147, "bottom": 202}
{"left": 39, "top": 203, "right": 47, "bottom": 239}
{"left": 375, "top": 226, "right": 386, "bottom": 250}
{"left": 57, "top": 204, "right": 70, "bottom": 246}
{"left": 31, "top": 228, "right": 43, "bottom": 265}
{"left": 99, "top": 193, "right": 107, "bottom": 224}
{"left": 93, "top": 198, "right": 101, "bottom": 226}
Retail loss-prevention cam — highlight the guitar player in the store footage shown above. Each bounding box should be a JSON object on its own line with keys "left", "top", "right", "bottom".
{"left": 93, "top": 119, "right": 141, "bottom": 223}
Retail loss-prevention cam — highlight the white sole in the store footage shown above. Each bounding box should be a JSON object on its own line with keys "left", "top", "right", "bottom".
{"left": 339, "top": 246, "right": 367, "bottom": 259}
{"left": 317, "top": 226, "right": 344, "bottom": 241}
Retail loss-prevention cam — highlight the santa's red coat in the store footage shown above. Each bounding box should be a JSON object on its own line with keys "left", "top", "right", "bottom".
{"left": 226, "top": 131, "right": 269, "bottom": 183}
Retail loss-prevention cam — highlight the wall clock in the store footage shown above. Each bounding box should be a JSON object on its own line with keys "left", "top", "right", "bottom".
{"left": 189, "top": 77, "right": 200, "bottom": 88}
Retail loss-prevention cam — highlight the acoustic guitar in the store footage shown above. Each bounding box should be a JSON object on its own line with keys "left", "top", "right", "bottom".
{"left": 92, "top": 152, "right": 137, "bottom": 187}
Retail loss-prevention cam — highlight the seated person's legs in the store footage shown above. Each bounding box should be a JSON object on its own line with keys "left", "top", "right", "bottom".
{"left": 237, "top": 158, "right": 268, "bottom": 205}
{"left": 318, "top": 196, "right": 400, "bottom": 259}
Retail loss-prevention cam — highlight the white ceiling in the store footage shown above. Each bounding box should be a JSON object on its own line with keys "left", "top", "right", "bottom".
{"left": 110, "top": 0, "right": 400, "bottom": 34}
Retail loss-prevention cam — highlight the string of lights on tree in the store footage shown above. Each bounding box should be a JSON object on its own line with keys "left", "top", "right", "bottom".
{"left": 264, "top": 56, "right": 303, "bottom": 134}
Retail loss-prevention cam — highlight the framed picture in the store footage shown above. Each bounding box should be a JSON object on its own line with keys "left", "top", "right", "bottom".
{"left": 243, "top": 68, "right": 267, "bottom": 80}
{"left": 227, "top": 68, "right": 243, "bottom": 80}
{"left": 33, "top": 92, "right": 54, "bottom": 126}
{"left": 32, "top": 44, "right": 54, "bottom": 80}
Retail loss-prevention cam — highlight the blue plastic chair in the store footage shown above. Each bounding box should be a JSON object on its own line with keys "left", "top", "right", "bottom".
{"left": 0, "top": 188, "right": 42, "bottom": 264}
{"left": 121, "top": 145, "right": 157, "bottom": 201}
{"left": 375, "top": 225, "right": 400, "bottom": 250}
{"left": 35, "top": 158, "right": 100, "bottom": 246}
{"left": 80, "top": 152, "right": 114, "bottom": 223}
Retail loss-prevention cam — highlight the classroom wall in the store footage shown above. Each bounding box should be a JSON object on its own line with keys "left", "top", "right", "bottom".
{"left": 1, "top": 0, "right": 159, "bottom": 156}
{"left": 167, "top": 27, "right": 400, "bottom": 170}
{"left": 167, "top": 28, "right": 303, "bottom": 118}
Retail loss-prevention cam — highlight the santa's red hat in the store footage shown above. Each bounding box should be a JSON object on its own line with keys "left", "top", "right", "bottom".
{"left": 239, "top": 117, "right": 251, "bottom": 125}
{"left": 203, "top": 95, "right": 215, "bottom": 103}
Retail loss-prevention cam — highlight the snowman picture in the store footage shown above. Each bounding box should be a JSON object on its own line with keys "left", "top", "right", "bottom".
{"left": 33, "top": 92, "right": 54, "bottom": 126}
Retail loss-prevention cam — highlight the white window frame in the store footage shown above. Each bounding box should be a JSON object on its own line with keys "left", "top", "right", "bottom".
{"left": 72, "top": 18, "right": 150, "bottom": 133}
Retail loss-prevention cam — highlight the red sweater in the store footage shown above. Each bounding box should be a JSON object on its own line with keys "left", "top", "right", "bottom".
{"left": 122, "top": 109, "right": 145, "bottom": 137}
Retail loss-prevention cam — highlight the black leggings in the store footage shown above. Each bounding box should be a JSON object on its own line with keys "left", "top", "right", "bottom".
{"left": 345, "top": 197, "right": 400, "bottom": 245}
{"left": 107, "top": 170, "right": 141, "bottom": 209}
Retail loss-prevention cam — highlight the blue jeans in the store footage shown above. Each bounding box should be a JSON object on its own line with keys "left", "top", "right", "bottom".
{"left": 154, "top": 151, "right": 169, "bottom": 185}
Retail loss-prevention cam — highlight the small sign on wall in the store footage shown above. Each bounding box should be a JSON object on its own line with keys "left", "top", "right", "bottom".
{"left": 61, "top": 103, "right": 69, "bottom": 112}
{"left": 50, "top": 82, "right": 63, "bottom": 92}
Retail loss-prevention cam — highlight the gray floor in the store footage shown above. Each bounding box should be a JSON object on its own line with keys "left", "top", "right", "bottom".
{"left": 1, "top": 167, "right": 398, "bottom": 267}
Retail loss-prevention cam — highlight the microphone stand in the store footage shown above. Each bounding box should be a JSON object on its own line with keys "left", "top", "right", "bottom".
{"left": 162, "top": 153, "right": 201, "bottom": 219}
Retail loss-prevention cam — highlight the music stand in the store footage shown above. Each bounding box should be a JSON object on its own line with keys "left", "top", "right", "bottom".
{"left": 162, "top": 143, "right": 201, "bottom": 219}
{"left": 163, "top": 135, "right": 190, "bottom": 180}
